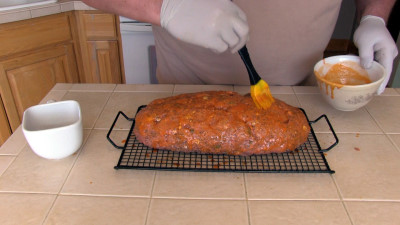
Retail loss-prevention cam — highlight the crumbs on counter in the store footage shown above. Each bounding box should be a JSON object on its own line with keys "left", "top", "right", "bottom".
{"left": 354, "top": 147, "right": 360, "bottom": 151}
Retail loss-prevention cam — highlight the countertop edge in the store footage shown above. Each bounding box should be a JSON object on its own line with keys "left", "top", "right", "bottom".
{"left": 0, "top": 1, "right": 95, "bottom": 25}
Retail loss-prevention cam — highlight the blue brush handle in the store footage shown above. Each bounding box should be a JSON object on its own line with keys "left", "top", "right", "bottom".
{"left": 238, "top": 45, "right": 262, "bottom": 85}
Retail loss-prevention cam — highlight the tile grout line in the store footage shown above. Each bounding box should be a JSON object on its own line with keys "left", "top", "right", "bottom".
{"left": 148, "top": 196, "right": 247, "bottom": 201}
{"left": 292, "top": 87, "right": 302, "bottom": 109}
{"left": 342, "top": 199, "right": 400, "bottom": 203}
{"left": 7, "top": 190, "right": 400, "bottom": 202}
{"left": 41, "top": 128, "right": 95, "bottom": 224}
{"left": 314, "top": 131, "right": 384, "bottom": 134}
{"left": 0, "top": 155, "right": 17, "bottom": 178}
{"left": 7, "top": 190, "right": 399, "bottom": 202}
{"left": 144, "top": 171, "right": 158, "bottom": 225}
{"left": 341, "top": 201, "right": 355, "bottom": 225}
{"left": 172, "top": 84, "right": 177, "bottom": 95}
{"left": 243, "top": 173, "right": 252, "bottom": 225}
{"left": 246, "top": 199, "right": 345, "bottom": 202}
{"left": 386, "top": 135, "right": 400, "bottom": 154}
{"left": 330, "top": 175, "right": 356, "bottom": 225}
{"left": 89, "top": 88, "right": 116, "bottom": 130}
{"left": 57, "top": 129, "right": 94, "bottom": 194}
{"left": 364, "top": 104, "right": 400, "bottom": 154}
{"left": 40, "top": 87, "right": 115, "bottom": 224}
{"left": 40, "top": 194, "right": 58, "bottom": 225}
{"left": 364, "top": 105, "right": 386, "bottom": 134}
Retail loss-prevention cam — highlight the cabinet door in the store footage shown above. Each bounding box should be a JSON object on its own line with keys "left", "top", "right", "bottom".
{"left": 86, "top": 40, "right": 122, "bottom": 83}
{"left": 0, "top": 44, "right": 79, "bottom": 131}
{"left": 0, "top": 97, "right": 11, "bottom": 146}
{"left": 74, "top": 11, "right": 124, "bottom": 84}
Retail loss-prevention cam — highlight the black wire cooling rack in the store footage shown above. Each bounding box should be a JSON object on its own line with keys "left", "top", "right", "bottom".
{"left": 107, "top": 106, "right": 338, "bottom": 174}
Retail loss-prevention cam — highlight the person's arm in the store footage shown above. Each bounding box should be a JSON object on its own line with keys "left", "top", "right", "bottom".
{"left": 353, "top": 0, "right": 398, "bottom": 94}
{"left": 354, "top": 0, "right": 396, "bottom": 22}
{"left": 81, "top": 0, "right": 162, "bottom": 25}
{"left": 81, "top": 0, "right": 249, "bottom": 53}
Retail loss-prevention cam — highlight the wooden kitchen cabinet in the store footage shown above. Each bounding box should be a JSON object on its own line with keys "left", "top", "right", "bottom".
{"left": 0, "top": 10, "right": 124, "bottom": 146}
{"left": 0, "top": 44, "right": 79, "bottom": 126}
{"left": 73, "top": 11, "right": 124, "bottom": 83}
{"left": 0, "top": 97, "right": 11, "bottom": 146}
{"left": 86, "top": 41, "right": 122, "bottom": 83}
{"left": 0, "top": 12, "right": 80, "bottom": 145}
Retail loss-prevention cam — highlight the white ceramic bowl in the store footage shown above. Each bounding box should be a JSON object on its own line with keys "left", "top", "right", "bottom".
{"left": 314, "top": 55, "right": 385, "bottom": 111}
{"left": 22, "top": 100, "right": 83, "bottom": 159}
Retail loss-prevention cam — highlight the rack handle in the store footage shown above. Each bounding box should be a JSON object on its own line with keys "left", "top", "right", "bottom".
{"left": 106, "top": 111, "right": 134, "bottom": 149}
{"left": 310, "top": 114, "right": 339, "bottom": 152}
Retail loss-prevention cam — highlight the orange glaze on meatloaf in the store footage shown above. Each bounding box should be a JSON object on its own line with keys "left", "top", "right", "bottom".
{"left": 133, "top": 91, "right": 310, "bottom": 156}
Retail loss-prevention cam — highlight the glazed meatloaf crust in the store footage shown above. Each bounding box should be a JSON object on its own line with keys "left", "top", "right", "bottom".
{"left": 133, "top": 91, "right": 310, "bottom": 156}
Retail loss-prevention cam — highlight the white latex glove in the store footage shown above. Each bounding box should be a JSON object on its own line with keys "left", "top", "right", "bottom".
{"left": 160, "top": 0, "right": 249, "bottom": 53}
{"left": 353, "top": 15, "right": 399, "bottom": 95}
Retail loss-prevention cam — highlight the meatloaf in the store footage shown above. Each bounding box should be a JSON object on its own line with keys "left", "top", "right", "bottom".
{"left": 133, "top": 91, "right": 310, "bottom": 156}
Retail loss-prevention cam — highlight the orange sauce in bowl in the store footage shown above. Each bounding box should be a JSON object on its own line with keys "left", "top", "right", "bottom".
{"left": 324, "top": 63, "right": 371, "bottom": 85}
{"left": 315, "top": 61, "right": 371, "bottom": 99}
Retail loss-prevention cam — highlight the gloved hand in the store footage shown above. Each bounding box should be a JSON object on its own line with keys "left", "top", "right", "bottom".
{"left": 160, "top": 0, "right": 249, "bottom": 53}
{"left": 353, "top": 15, "right": 398, "bottom": 95}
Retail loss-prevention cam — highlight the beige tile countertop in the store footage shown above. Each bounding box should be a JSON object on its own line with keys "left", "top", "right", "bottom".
{"left": 0, "top": 1, "right": 93, "bottom": 24}
{"left": 1, "top": 83, "right": 400, "bottom": 225}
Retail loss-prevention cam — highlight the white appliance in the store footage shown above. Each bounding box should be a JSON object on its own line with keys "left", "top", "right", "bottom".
{"left": 119, "top": 17, "right": 157, "bottom": 84}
